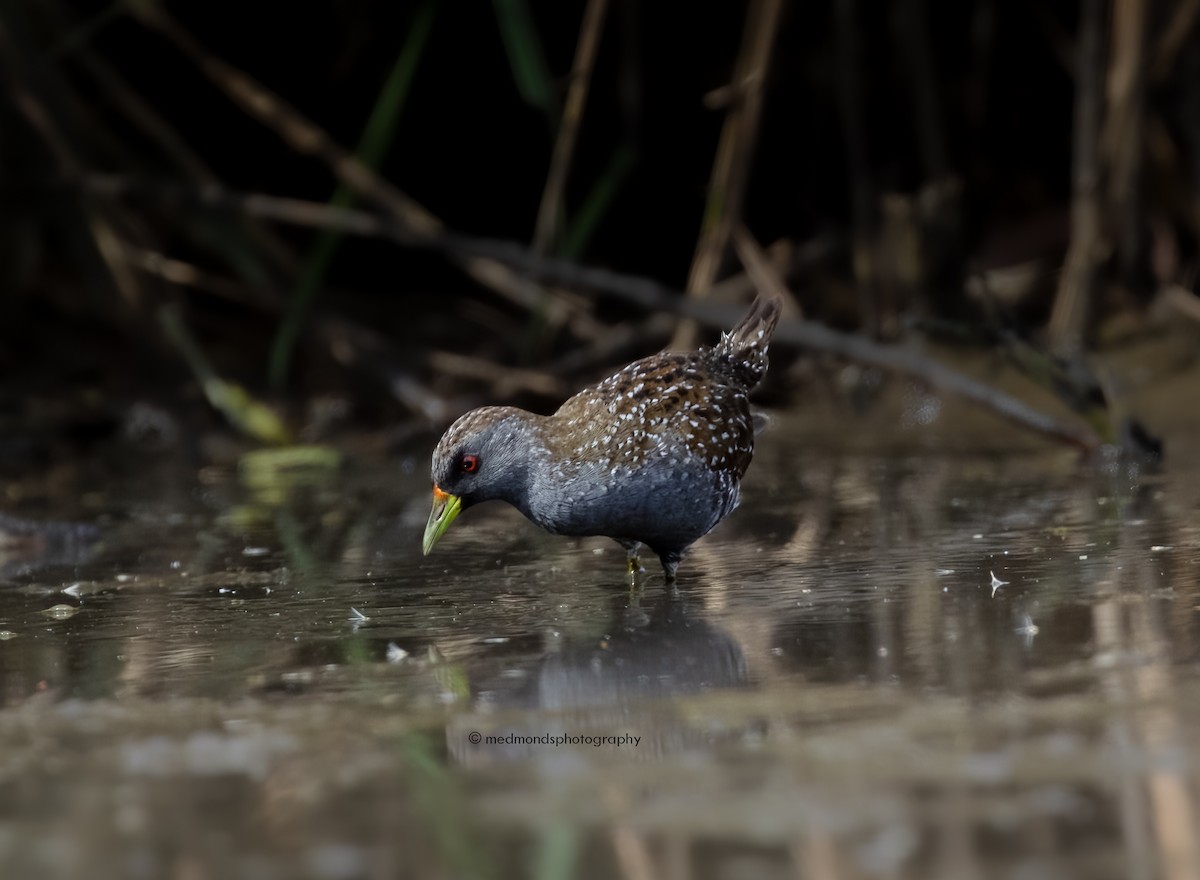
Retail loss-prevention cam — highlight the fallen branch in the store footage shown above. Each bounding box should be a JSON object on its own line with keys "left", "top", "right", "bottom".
{"left": 78, "top": 174, "right": 1103, "bottom": 451}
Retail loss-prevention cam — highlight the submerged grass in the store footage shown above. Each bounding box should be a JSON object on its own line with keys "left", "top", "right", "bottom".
{"left": 402, "top": 731, "right": 496, "bottom": 880}
{"left": 533, "top": 820, "right": 582, "bottom": 880}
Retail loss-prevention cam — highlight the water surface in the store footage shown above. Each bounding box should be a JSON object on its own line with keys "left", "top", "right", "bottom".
{"left": 2, "top": 403, "right": 1199, "bottom": 880}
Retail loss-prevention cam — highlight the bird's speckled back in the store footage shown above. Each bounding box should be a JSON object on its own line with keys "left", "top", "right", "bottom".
{"left": 425, "top": 294, "right": 784, "bottom": 576}
{"left": 546, "top": 295, "right": 781, "bottom": 482}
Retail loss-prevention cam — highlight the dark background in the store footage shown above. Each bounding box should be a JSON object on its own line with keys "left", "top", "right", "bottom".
{"left": 0, "top": 0, "right": 1195, "bottom": 446}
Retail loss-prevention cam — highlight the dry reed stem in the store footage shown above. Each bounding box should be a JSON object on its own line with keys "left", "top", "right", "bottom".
{"left": 1152, "top": 0, "right": 1200, "bottom": 80}
{"left": 731, "top": 221, "right": 802, "bottom": 319}
{"left": 834, "top": 0, "right": 876, "bottom": 332}
{"left": 60, "top": 21, "right": 300, "bottom": 275}
{"left": 790, "top": 833, "right": 842, "bottom": 880}
{"left": 82, "top": 174, "right": 824, "bottom": 325}
{"left": 673, "top": 0, "right": 784, "bottom": 349}
{"left": 1160, "top": 285, "right": 1200, "bottom": 324}
{"left": 0, "top": 21, "right": 148, "bottom": 309}
{"left": 130, "top": 5, "right": 587, "bottom": 327}
{"left": 532, "top": 0, "right": 610, "bottom": 255}
{"left": 1047, "top": 0, "right": 1105, "bottom": 356}
{"left": 83, "top": 173, "right": 1102, "bottom": 448}
{"left": 121, "top": 240, "right": 560, "bottom": 415}
{"left": 1103, "top": 0, "right": 1147, "bottom": 280}
{"left": 600, "top": 784, "right": 657, "bottom": 880}
{"left": 428, "top": 350, "right": 568, "bottom": 398}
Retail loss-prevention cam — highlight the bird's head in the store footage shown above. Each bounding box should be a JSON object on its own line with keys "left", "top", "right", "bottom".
{"left": 422, "top": 407, "right": 537, "bottom": 554}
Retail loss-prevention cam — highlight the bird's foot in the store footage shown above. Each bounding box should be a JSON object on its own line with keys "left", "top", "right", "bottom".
{"left": 662, "top": 552, "right": 681, "bottom": 585}
{"left": 621, "top": 541, "right": 644, "bottom": 584}
{"left": 626, "top": 558, "right": 645, "bottom": 597}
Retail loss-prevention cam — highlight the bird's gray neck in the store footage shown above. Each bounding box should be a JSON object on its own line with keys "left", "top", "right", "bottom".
{"left": 486, "top": 412, "right": 552, "bottom": 519}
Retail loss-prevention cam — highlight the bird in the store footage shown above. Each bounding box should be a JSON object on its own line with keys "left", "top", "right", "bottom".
{"left": 422, "top": 294, "right": 783, "bottom": 581}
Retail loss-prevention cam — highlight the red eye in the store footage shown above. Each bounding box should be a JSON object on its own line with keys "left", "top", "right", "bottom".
{"left": 460, "top": 453, "right": 480, "bottom": 474}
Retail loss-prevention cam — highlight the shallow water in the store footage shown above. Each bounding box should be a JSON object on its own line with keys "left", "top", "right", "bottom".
{"left": 2, "top": 401, "right": 1200, "bottom": 880}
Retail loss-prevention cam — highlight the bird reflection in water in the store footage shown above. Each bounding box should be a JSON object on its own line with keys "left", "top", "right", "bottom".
{"left": 448, "top": 591, "right": 751, "bottom": 764}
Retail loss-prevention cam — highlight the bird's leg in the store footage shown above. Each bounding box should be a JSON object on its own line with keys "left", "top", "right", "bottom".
{"left": 660, "top": 551, "right": 682, "bottom": 589}
{"left": 622, "top": 543, "right": 650, "bottom": 600}
{"left": 619, "top": 540, "right": 643, "bottom": 578}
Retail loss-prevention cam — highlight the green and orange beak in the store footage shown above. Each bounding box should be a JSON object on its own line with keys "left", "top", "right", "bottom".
{"left": 422, "top": 485, "right": 463, "bottom": 555}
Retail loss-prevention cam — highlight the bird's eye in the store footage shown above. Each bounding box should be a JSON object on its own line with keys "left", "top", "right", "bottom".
{"left": 459, "top": 453, "right": 480, "bottom": 474}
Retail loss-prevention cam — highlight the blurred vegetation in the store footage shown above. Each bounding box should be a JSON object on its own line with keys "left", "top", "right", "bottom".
{"left": 0, "top": 0, "right": 1197, "bottom": 453}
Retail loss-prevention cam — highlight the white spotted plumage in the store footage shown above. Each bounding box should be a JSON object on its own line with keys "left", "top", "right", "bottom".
{"left": 427, "top": 295, "right": 783, "bottom": 579}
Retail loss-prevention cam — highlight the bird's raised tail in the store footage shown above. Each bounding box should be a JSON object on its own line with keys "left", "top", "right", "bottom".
{"left": 714, "top": 293, "right": 783, "bottom": 388}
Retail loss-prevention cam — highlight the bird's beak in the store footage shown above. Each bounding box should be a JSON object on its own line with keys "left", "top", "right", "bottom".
{"left": 422, "top": 485, "right": 463, "bottom": 555}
